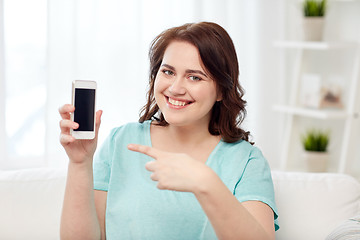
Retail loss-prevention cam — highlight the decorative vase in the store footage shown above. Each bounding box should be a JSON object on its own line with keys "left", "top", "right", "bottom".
{"left": 302, "top": 17, "right": 325, "bottom": 41}
{"left": 303, "top": 151, "right": 329, "bottom": 172}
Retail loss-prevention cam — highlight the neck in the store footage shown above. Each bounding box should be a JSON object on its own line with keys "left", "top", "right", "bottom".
{"left": 165, "top": 121, "right": 218, "bottom": 147}
{"left": 150, "top": 120, "right": 221, "bottom": 159}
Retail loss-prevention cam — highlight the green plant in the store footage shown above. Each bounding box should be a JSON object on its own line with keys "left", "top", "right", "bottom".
{"left": 301, "top": 129, "right": 329, "bottom": 152}
{"left": 303, "top": 0, "right": 326, "bottom": 17}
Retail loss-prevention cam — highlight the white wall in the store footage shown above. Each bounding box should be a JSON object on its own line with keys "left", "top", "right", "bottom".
{"left": 1, "top": 0, "right": 359, "bottom": 177}
{"left": 44, "top": 0, "right": 286, "bottom": 170}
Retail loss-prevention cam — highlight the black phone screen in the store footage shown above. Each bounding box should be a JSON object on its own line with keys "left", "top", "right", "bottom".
{"left": 74, "top": 88, "right": 96, "bottom": 131}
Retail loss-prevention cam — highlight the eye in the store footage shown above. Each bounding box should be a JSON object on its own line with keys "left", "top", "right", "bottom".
{"left": 162, "top": 69, "right": 174, "bottom": 76}
{"left": 189, "top": 75, "right": 202, "bottom": 81}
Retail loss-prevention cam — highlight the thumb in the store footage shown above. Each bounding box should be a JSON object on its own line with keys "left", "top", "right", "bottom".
{"left": 94, "top": 110, "right": 103, "bottom": 137}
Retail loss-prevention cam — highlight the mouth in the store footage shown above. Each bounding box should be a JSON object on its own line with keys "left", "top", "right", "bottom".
{"left": 166, "top": 96, "right": 193, "bottom": 108}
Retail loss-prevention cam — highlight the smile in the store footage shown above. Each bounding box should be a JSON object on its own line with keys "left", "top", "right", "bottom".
{"left": 166, "top": 97, "right": 193, "bottom": 108}
{"left": 169, "top": 97, "right": 186, "bottom": 106}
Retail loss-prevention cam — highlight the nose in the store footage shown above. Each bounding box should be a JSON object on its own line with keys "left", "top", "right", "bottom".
{"left": 168, "top": 77, "right": 186, "bottom": 95}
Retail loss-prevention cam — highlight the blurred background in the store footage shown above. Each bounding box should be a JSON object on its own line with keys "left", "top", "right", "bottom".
{"left": 0, "top": 0, "right": 359, "bottom": 178}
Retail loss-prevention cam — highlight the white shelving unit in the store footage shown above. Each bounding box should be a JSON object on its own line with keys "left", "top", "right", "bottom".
{"left": 273, "top": 105, "right": 350, "bottom": 120}
{"left": 273, "top": 41, "right": 358, "bottom": 50}
{"left": 274, "top": 40, "right": 360, "bottom": 173}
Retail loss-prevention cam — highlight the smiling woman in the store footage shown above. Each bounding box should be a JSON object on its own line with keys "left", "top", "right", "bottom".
{"left": 59, "top": 22, "right": 279, "bottom": 240}
{"left": 140, "top": 22, "right": 250, "bottom": 143}
{"left": 152, "top": 41, "right": 220, "bottom": 127}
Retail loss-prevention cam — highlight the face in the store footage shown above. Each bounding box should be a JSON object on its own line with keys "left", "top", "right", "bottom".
{"left": 154, "top": 40, "right": 221, "bottom": 128}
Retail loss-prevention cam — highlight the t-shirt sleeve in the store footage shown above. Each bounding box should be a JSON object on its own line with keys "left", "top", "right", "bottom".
{"left": 93, "top": 128, "right": 117, "bottom": 191}
{"left": 234, "top": 147, "right": 279, "bottom": 231}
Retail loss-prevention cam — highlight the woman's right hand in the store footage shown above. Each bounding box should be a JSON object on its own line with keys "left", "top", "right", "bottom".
{"left": 59, "top": 104, "right": 102, "bottom": 164}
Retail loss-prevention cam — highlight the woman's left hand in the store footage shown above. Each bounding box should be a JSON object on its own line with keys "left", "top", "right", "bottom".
{"left": 127, "top": 144, "right": 215, "bottom": 193}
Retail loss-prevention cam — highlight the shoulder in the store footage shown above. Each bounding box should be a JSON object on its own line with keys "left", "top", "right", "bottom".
{"left": 210, "top": 140, "right": 267, "bottom": 175}
{"left": 220, "top": 140, "right": 264, "bottom": 160}
{"left": 108, "top": 120, "right": 151, "bottom": 141}
{"left": 96, "top": 120, "right": 151, "bottom": 157}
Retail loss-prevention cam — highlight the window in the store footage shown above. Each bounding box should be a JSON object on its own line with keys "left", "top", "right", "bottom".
{"left": 2, "top": 0, "right": 47, "bottom": 168}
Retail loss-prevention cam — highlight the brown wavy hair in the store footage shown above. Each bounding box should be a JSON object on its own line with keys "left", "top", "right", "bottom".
{"left": 139, "top": 22, "right": 251, "bottom": 143}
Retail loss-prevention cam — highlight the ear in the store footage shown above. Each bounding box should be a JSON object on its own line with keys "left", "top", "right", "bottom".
{"left": 216, "top": 91, "right": 223, "bottom": 102}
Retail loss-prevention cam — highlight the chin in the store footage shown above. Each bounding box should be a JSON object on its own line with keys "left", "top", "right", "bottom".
{"left": 162, "top": 114, "right": 191, "bottom": 127}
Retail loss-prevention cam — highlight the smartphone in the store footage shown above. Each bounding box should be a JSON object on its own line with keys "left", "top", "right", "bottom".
{"left": 70, "top": 80, "right": 97, "bottom": 139}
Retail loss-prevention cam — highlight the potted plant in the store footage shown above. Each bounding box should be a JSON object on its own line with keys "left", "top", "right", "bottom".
{"left": 301, "top": 129, "right": 330, "bottom": 172}
{"left": 302, "top": 0, "right": 327, "bottom": 41}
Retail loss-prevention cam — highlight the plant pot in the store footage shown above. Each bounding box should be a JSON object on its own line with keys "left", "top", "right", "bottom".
{"left": 302, "top": 17, "right": 325, "bottom": 41}
{"left": 303, "top": 151, "right": 329, "bottom": 172}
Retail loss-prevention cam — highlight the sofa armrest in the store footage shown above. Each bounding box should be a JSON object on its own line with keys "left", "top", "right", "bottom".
{"left": 0, "top": 168, "right": 67, "bottom": 240}
{"left": 272, "top": 171, "right": 360, "bottom": 240}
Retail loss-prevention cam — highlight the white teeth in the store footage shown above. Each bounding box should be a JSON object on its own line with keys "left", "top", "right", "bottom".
{"left": 168, "top": 97, "right": 186, "bottom": 106}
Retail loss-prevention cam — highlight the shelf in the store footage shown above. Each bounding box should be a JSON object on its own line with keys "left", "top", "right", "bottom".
{"left": 273, "top": 41, "right": 358, "bottom": 50}
{"left": 295, "top": 0, "right": 360, "bottom": 2}
{"left": 328, "top": 0, "right": 359, "bottom": 2}
{"left": 273, "top": 105, "right": 349, "bottom": 119}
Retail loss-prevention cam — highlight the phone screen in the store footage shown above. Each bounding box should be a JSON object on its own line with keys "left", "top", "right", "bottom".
{"left": 74, "top": 88, "right": 96, "bottom": 131}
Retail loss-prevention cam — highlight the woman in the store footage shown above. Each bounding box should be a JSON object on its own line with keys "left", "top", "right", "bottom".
{"left": 59, "top": 22, "right": 279, "bottom": 240}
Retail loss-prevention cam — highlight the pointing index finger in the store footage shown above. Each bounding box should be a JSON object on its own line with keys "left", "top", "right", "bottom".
{"left": 127, "top": 144, "right": 160, "bottom": 159}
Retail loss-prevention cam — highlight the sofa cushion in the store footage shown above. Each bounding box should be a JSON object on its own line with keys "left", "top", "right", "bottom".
{"left": 325, "top": 214, "right": 360, "bottom": 240}
{"left": 0, "top": 168, "right": 67, "bottom": 240}
{"left": 272, "top": 171, "right": 360, "bottom": 240}
{"left": 1, "top": 168, "right": 359, "bottom": 240}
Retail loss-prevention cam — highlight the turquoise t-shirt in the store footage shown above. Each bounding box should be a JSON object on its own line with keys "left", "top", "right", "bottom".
{"left": 93, "top": 121, "right": 279, "bottom": 239}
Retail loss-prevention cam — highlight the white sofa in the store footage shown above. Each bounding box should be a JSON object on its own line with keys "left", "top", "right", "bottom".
{"left": 0, "top": 168, "right": 359, "bottom": 240}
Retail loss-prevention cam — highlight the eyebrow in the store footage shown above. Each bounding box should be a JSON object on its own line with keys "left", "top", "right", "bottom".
{"left": 161, "top": 64, "right": 208, "bottom": 78}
